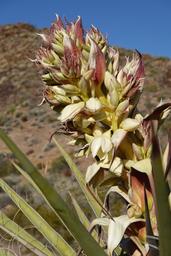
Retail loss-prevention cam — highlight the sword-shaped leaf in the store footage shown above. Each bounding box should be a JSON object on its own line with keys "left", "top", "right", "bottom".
{"left": 69, "top": 192, "right": 99, "bottom": 242}
{"left": 53, "top": 137, "right": 102, "bottom": 216}
{"left": 0, "top": 210, "right": 54, "bottom": 256}
{"left": 0, "top": 249, "right": 14, "bottom": 256}
{"left": 151, "top": 123, "right": 171, "bottom": 256}
{"left": 0, "top": 129, "right": 106, "bottom": 256}
{"left": 0, "top": 179, "right": 75, "bottom": 256}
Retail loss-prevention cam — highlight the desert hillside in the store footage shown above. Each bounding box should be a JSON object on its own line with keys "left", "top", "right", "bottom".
{"left": 0, "top": 22, "right": 171, "bottom": 255}
{"left": 0, "top": 23, "right": 171, "bottom": 165}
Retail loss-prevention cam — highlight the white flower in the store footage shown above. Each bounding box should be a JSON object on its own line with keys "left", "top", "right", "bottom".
{"left": 107, "top": 216, "right": 144, "bottom": 255}
{"left": 86, "top": 97, "right": 102, "bottom": 112}
{"left": 91, "top": 134, "right": 112, "bottom": 157}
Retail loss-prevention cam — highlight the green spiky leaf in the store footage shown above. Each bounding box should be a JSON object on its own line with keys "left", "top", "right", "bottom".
{"left": 0, "top": 129, "right": 106, "bottom": 256}
{"left": 0, "top": 210, "right": 54, "bottom": 256}
{"left": 0, "top": 179, "right": 75, "bottom": 256}
{"left": 53, "top": 138, "right": 102, "bottom": 216}
{"left": 151, "top": 123, "right": 171, "bottom": 256}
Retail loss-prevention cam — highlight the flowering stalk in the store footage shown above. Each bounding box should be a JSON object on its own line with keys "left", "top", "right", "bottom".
{"left": 36, "top": 16, "right": 171, "bottom": 255}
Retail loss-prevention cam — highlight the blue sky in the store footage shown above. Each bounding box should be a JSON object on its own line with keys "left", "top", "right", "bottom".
{"left": 0, "top": 0, "right": 171, "bottom": 58}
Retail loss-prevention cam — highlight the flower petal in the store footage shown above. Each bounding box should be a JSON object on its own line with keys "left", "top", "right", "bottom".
{"left": 110, "top": 157, "right": 123, "bottom": 176}
{"left": 85, "top": 162, "right": 101, "bottom": 184}
{"left": 107, "top": 216, "right": 144, "bottom": 255}
{"left": 101, "top": 136, "right": 112, "bottom": 154}
{"left": 132, "top": 158, "right": 152, "bottom": 175}
{"left": 91, "top": 136, "right": 103, "bottom": 157}
{"left": 89, "top": 217, "right": 110, "bottom": 232}
{"left": 58, "top": 102, "right": 85, "bottom": 122}
{"left": 104, "top": 186, "right": 131, "bottom": 207}
{"left": 120, "top": 118, "right": 140, "bottom": 131}
{"left": 111, "top": 129, "right": 127, "bottom": 150}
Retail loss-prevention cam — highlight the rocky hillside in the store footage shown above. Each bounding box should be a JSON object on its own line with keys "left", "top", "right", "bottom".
{"left": 0, "top": 22, "right": 171, "bottom": 255}
{"left": 0, "top": 23, "right": 171, "bottom": 165}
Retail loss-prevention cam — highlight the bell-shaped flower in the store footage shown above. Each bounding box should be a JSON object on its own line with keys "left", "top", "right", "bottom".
{"left": 91, "top": 131, "right": 112, "bottom": 158}
{"left": 107, "top": 216, "right": 145, "bottom": 255}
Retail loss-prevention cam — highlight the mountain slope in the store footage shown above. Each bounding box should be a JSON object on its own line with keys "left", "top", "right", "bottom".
{"left": 0, "top": 23, "right": 171, "bottom": 166}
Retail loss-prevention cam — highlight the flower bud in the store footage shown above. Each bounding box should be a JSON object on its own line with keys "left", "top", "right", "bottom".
{"left": 115, "top": 99, "right": 129, "bottom": 117}
{"left": 86, "top": 97, "right": 102, "bottom": 112}
{"left": 120, "top": 118, "right": 140, "bottom": 131}
{"left": 58, "top": 102, "right": 85, "bottom": 122}
{"left": 88, "top": 38, "right": 106, "bottom": 86}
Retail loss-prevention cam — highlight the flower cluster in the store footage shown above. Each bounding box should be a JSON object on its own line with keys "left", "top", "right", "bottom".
{"left": 36, "top": 16, "right": 171, "bottom": 255}
{"left": 36, "top": 16, "right": 145, "bottom": 166}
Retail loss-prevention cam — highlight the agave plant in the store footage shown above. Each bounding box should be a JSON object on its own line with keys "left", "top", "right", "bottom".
{"left": 0, "top": 15, "right": 171, "bottom": 256}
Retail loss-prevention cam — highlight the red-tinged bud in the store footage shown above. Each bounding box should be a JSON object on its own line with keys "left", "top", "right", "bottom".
{"left": 108, "top": 47, "right": 119, "bottom": 75}
{"left": 88, "top": 38, "right": 105, "bottom": 86}
{"left": 50, "top": 15, "right": 63, "bottom": 33}
{"left": 65, "top": 21, "right": 72, "bottom": 34}
{"left": 74, "top": 16, "right": 84, "bottom": 44}
{"left": 63, "top": 34, "right": 81, "bottom": 77}
{"left": 86, "top": 25, "right": 107, "bottom": 48}
{"left": 65, "top": 17, "right": 84, "bottom": 44}
{"left": 120, "top": 52, "right": 144, "bottom": 102}
{"left": 36, "top": 47, "right": 55, "bottom": 68}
